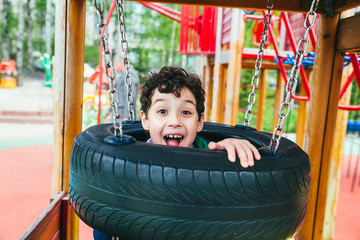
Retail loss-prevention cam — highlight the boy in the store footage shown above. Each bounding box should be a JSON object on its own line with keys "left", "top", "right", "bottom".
{"left": 93, "top": 66, "right": 261, "bottom": 240}
{"left": 140, "top": 66, "right": 260, "bottom": 168}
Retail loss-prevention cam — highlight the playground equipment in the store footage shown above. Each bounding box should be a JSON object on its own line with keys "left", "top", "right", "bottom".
{"left": 0, "top": 59, "right": 18, "bottom": 89}
{"left": 40, "top": 54, "right": 53, "bottom": 88}
{"left": 68, "top": 0, "right": 314, "bottom": 239}
{"left": 21, "top": 0, "right": 360, "bottom": 240}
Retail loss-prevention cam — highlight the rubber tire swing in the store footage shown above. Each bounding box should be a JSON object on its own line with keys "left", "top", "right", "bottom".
{"left": 69, "top": 121, "right": 310, "bottom": 240}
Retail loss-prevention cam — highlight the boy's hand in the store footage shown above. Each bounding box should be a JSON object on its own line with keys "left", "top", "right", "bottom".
{"left": 208, "top": 138, "right": 261, "bottom": 168}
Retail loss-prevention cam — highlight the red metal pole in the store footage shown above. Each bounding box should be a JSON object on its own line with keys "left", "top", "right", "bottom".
{"left": 138, "top": 2, "right": 181, "bottom": 22}
{"left": 338, "top": 54, "right": 360, "bottom": 111}
{"left": 278, "top": 12, "right": 310, "bottom": 101}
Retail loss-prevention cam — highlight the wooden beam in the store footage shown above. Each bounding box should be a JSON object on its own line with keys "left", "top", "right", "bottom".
{"left": 295, "top": 69, "right": 312, "bottom": 149}
{"left": 203, "top": 55, "right": 214, "bottom": 122}
{"left": 323, "top": 65, "right": 352, "bottom": 240}
{"left": 297, "top": 13, "right": 342, "bottom": 240}
{"left": 242, "top": 59, "right": 294, "bottom": 70}
{"left": 272, "top": 70, "right": 284, "bottom": 130}
{"left": 53, "top": 0, "right": 67, "bottom": 194}
{"left": 224, "top": 9, "right": 245, "bottom": 125}
{"left": 128, "top": 0, "right": 360, "bottom": 13}
{"left": 20, "top": 192, "right": 67, "bottom": 240}
{"left": 337, "top": 13, "right": 360, "bottom": 53}
{"left": 256, "top": 70, "right": 267, "bottom": 131}
{"left": 53, "top": 0, "right": 86, "bottom": 239}
{"left": 211, "top": 8, "right": 223, "bottom": 123}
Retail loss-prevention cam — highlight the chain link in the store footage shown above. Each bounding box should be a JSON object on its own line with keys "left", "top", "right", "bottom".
{"left": 244, "top": 0, "right": 275, "bottom": 126}
{"left": 93, "top": 0, "right": 123, "bottom": 137}
{"left": 116, "top": 0, "right": 135, "bottom": 121}
{"left": 269, "top": 0, "right": 319, "bottom": 153}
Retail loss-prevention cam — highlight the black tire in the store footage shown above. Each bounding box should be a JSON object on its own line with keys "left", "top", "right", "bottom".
{"left": 69, "top": 122, "right": 310, "bottom": 240}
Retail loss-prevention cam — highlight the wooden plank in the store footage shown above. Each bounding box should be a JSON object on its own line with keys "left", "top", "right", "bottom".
{"left": 295, "top": 69, "right": 311, "bottom": 149}
{"left": 127, "top": 0, "right": 360, "bottom": 13}
{"left": 224, "top": 9, "right": 245, "bottom": 125}
{"left": 323, "top": 65, "right": 352, "bottom": 240}
{"left": 272, "top": 70, "right": 284, "bottom": 130}
{"left": 20, "top": 192, "right": 66, "bottom": 240}
{"left": 337, "top": 13, "right": 360, "bottom": 53}
{"left": 203, "top": 55, "right": 214, "bottom": 122}
{"left": 256, "top": 70, "right": 267, "bottom": 131}
{"left": 241, "top": 59, "right": 294, "bottom": 70}
{"left": 211, "top": 8, "right": 223, "bottom": 123}
{"left": 220, "top": 65, "right": 228, "bottom": 122}
{"left": 52, "top": 0, "right": 67, "bottom": 195}
{"left": 296, "top": 13, "right": 341, "bottom": 240}
{"left": 312, "top": 48, "right": 345, "bottom": 240}
{"left": 64, "top": 1, "right": 86, "bottom": 238}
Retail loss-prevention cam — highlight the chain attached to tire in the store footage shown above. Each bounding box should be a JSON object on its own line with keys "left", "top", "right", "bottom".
{"left": 116, "top": 0, "right": 135, "bottom": 121}
{"left": 244, "top": 0, "right": 275, "bottom": 126}
{"left": 93, "top": 0, "right": 123, "bottom": 137}
{"left": 268, "top": 0, "right": 319, "bottom": 153}
{"left": 93, "top": 0, "right": 136, "bottom": 137}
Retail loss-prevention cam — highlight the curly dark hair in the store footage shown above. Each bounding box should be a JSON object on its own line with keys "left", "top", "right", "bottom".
{"left": 140, "top": 66, "right": 205, "bottom": 121}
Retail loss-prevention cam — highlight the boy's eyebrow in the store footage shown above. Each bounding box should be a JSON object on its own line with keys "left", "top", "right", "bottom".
{"left": 152, "top": 98, "right": 196, "bottom": 106}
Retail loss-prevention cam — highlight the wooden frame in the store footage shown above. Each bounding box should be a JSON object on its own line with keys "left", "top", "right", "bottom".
{"left": 48, "top": 0, "right": 360, "bottom": 239}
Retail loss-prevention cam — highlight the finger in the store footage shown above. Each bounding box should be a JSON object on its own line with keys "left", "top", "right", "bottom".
{"left": 233, "top": 144, "right": 251, "bottom": 168}
{"left": 224, "top": 144, "right": 236, "bottom": 163}
{"left": 208, "top": 141, "right": 220, "bottom": 150}
{"left": 240, "top": 140, "right": 260, "bottom": 161}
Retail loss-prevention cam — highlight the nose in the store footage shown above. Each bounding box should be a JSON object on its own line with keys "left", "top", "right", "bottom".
{"left": 167, "top": 112, "right": 182, "bottom": 127}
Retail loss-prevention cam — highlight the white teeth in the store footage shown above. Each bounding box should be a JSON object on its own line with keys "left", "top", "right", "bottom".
{"left": 167, "top": 134, "right": 182, "bottom": 139}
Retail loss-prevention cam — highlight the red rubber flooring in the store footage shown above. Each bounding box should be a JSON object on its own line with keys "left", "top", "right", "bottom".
{"left": 0, "top": 145, "right": 359, "bottom": 239}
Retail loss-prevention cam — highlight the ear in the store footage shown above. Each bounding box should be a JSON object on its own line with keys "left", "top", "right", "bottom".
{"left": 197, "top": 113, "right": 204, "bottom": 132}
{"left": 140, "top": 111, "right": 149, "bottom": 130}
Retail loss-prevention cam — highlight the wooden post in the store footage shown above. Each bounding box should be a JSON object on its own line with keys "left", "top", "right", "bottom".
{"left": 224, "top": 9, "right": 245, "bottom": 125}
{"left": 53, "top": 0, "right": 86, "bottom": 239}
{"left": 322, "top": 65, "right": 352, "bottom": 240}
{"left": 256, "top": 69, "right": 267, "bottom": 131}
{"left": 211, "top": 8, "right": 223, "bottom": 123}
{"left": 272, "top": 70, "right": 284, "bottom": 130}
{"left": 295, "top": 69, "right": 312, "bottom": 148}
{"left": 203, "top": 55, "right": 214, "bottom": 122}
{"left": 296, "top": 13, "right": 343, "bottom": 240}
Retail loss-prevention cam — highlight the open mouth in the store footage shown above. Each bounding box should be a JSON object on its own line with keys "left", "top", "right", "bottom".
{"left": 164, "top": 134, "right": 184, "bottom": 146}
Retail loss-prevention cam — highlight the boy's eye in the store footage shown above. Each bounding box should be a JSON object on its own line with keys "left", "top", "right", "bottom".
{"left": 182, "top": 110, "right": 191, "bottom": 115}
{"left": 157, "top": 109, "right": 167, "bottom": 114}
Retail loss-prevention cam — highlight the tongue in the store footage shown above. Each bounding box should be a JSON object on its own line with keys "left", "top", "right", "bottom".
{"left": 166, "top": 139, "right": 180, "bottom": 147}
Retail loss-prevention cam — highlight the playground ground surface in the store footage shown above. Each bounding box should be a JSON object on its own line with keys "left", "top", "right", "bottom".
{"left": 0, "top": 77, "right": 359, "bottom": 239}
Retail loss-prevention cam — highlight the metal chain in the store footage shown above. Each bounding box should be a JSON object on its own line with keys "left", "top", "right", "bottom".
{"left": 269, "top": 0, "right": 319, "bottom": 153}
{"left": 93, "top": 0, "right": 123, "bottom": 137}
{"left": 116, "top": 0, "right": 135, "bottom": 121}
{"left": 244, "top": 0, "right": 275, "bottom": 126}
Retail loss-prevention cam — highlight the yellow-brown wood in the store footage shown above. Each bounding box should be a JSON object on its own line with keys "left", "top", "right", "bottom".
{"left": 336, "top": 13, "right": 360, "bottom": 53}
{"left": 272, "top": 70, "right": 284, "bottom": 130}
{"left": 297, "top": 13, "right": 342, "bottom": 240}
{"left": 65, "top": 1, "right": 86, "bottom": 238}
{"left": 20, "top": 192, "right": 66, "bottom": 240}
{"left": 128, "top": 0, "right": 360, "bottom": 13}
{"left": 52, "top": 0, "right": 67, "bottom": 196}
{"left": 224, "top": 9, "right": 245, "bottom": 125}
{"left": 256, "top": 70, "right": 267, "bottom": 131}
{"left": 211, "top": 9, "right": 223, "bottom": 123}
{"left": 323, "top": 65, "right": 352, "bottom": 240}
{"left": 242, "top": 58, "right": 295, "bottom": 70}
{"left": 52, "top": 0, "right": 86, "bottom": 239}
{"left": 203, "top": 55, "right": 214, "bottom": 122}
{"left": 295, "top": 69, "right": 312, "bottom": 149}
{"left": 220, "top": 65, "right": 228, "bottom": 122}
{"left": 211, "top": 62, "right": 224, "bottom": 123}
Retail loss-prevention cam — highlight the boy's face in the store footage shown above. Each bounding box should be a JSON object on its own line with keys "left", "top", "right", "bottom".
{"left": 141, "top": 87, "right": 204, "bottom": 147}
